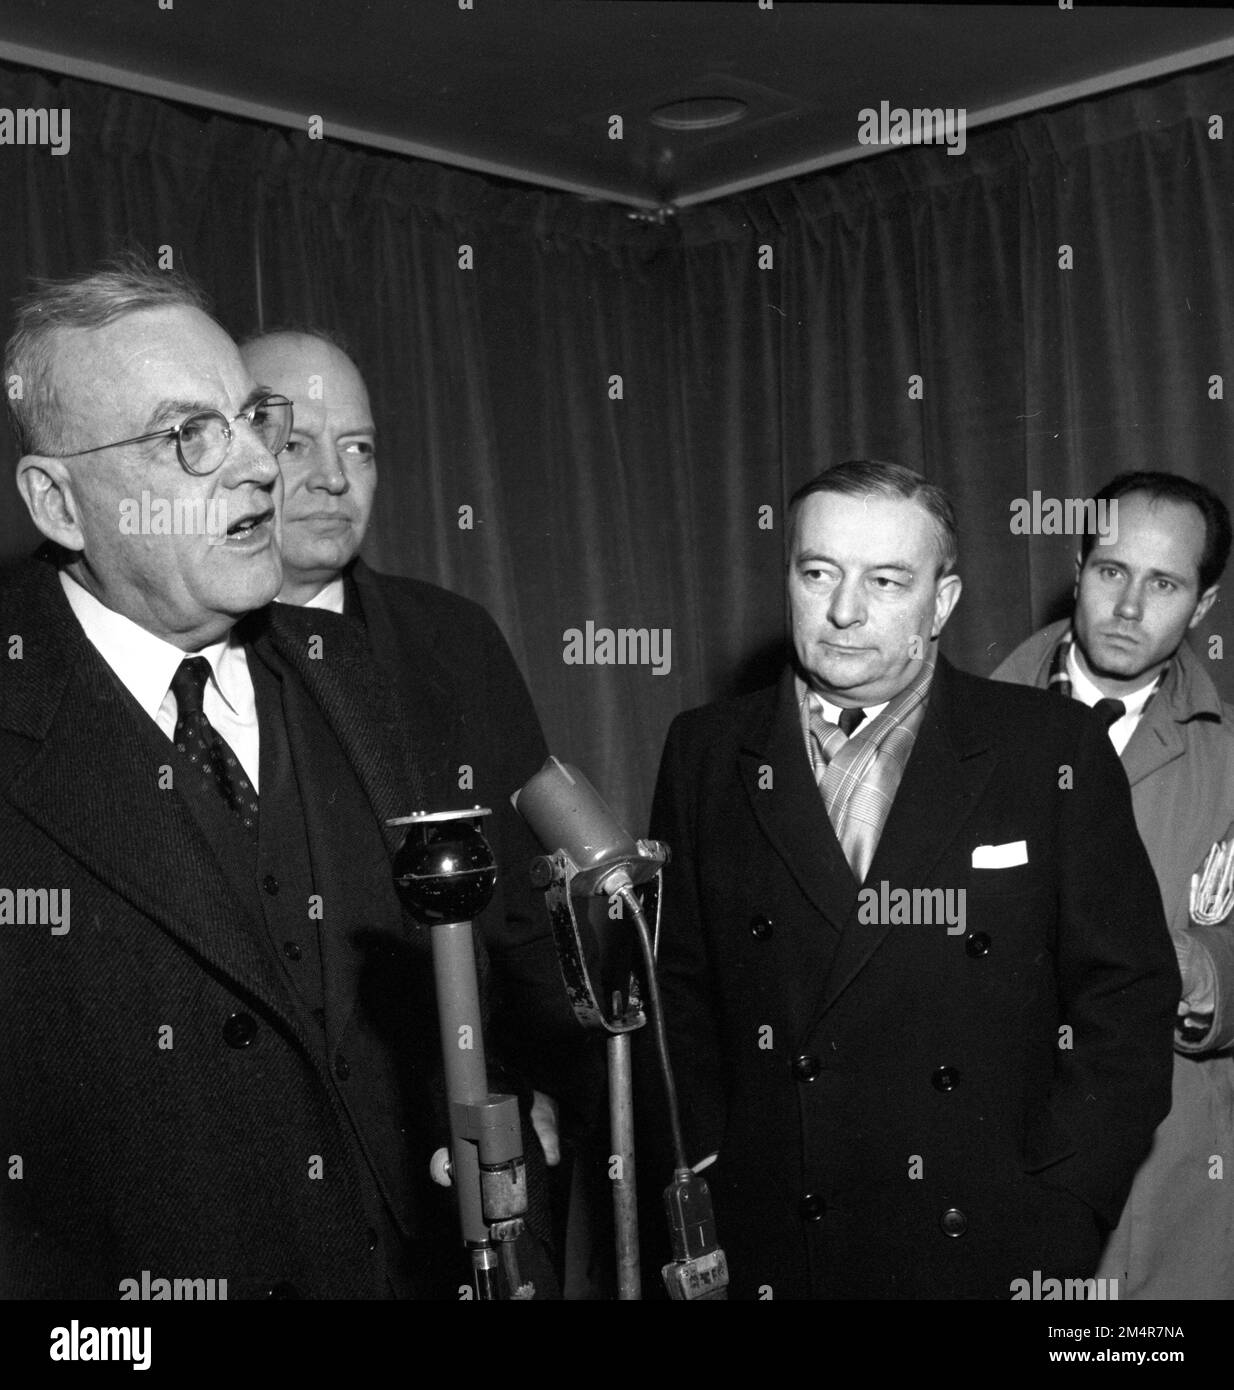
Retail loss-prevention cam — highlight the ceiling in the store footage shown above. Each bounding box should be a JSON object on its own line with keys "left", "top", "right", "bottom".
{"left": 2, "top": 2, "right": 1233, "bottom": 209}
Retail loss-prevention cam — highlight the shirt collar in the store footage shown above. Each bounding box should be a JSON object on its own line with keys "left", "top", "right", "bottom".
{"left": 59, "top": 568, "right": 244, "bottom": 719}
{"left": 1066, "top": 644, "right": 1159, "bottom": 719}
{"left": 276, "top": 577, "right": 346, "bottom": 615}
{"left": 794, "top": 674, "right": 891, "bottom": 727}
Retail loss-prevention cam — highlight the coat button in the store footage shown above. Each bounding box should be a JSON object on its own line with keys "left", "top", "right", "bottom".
{"left": 262, "top": 874, "right": 279, "bottom": 895}
{"left": 334, "top": 1053, "right": 351, "bottom": 1081}
{"left": 749, "top": 915, "right": 774, "bottom": 940}
{"left": 223, "top": 1012, "right": 257, "bottom": 1048}
{"left": 931, "top": 1066, "right": 960, "bottom": 1092}
{"left": 799, "top": 1193, "right": 825, "bottom": 1221}
{"left": 367, "top": 1227, "right": 379, "bottom": 1252}
{"left": 940, "top": 1208, "right": 968, "bottom": 1237}
{"left": 283, "top": 941, "right": 302, "bottom": 962}
{"left": 267, "top": 1281, "right": 301, "bottom": 1299}
{"left": 790, "top": 1055, "right": 821, "bottom": 1082}
{"left": 964, "top": 932, "right": 991, "bottom": 958}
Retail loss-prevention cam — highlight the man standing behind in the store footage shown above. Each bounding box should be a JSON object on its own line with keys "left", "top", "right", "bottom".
{"left": 994, "top": 471, "right": 1234, "bottom": 1299}
{"left": 643, "top": 459, "right": 1179, "bottom": 1299}
{"left": 238, "top": 330, "right": 595, "bottom": 1247}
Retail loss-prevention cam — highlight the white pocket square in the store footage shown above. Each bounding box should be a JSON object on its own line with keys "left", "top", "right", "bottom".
{"left": 972, "top": 840, "right": 1028, "bottom": 869}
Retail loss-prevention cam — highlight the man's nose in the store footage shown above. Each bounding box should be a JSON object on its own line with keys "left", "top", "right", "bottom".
{"left": 227, "top": 420, "right": 281, "bottom": 487}
{"left": 827, "top": 577, "right": 865, "bottom": 628}
{"left": 304, "top": 443, "right": 347, "bottom": 492}
{"left": 1114, "top": 581, "right": 1144, "bottom": 620}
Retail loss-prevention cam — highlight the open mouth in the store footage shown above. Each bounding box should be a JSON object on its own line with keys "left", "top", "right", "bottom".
{"left": 224, "top": 509, "right": 274, "bottom": 540}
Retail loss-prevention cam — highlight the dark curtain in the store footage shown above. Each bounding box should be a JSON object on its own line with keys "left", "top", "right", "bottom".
{"left": 2, "top": 58, "right": 1231, "bottom": 829}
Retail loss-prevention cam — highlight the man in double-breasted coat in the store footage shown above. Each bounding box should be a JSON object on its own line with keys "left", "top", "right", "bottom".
{"left": 642, "top": 460, "right": 1180, "bottom": 1300}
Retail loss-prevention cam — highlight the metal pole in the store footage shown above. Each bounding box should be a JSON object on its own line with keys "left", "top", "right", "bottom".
{"left": 608, "top": 1030, "right": 641, "bottom": 1300}
{"left": 429, "top": 918, "right": 492, "bottom": 1276}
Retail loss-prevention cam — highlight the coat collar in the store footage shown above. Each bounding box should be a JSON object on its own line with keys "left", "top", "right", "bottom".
{"left": 1002, "top": 616, "right": 1226, "bottom": 787}
{"left": 1121, "top": 637, "right": 1225, "bottom": 787}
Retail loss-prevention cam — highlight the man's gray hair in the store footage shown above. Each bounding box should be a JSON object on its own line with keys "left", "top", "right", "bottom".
{"left": 787, "top": 459, "right": 959, "bottom": 577}
{"left": 4, "top": 251, "right": 211, "bottom": 455}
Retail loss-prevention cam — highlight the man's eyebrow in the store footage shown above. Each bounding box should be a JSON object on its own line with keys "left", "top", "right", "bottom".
{"left": 143, "top": 399, "right": 214, "bottom": 431}
{"left": 796, "top": 551, "right": 915, "bottom": 574}
{"left": 1092, "top": 557, "right": 1192, "bottom": 585}
{"left": 1147, "top": 565, "right": 1192, "bottom": 585}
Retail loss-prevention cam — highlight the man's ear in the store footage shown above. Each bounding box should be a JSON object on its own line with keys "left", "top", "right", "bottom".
{"left": 15, "top": 455, "right": 85, "bottom": 550}
{"left": 1073, "top": 550, "right": 1084, "bottom": 599}
{"left": 932, "top": 572, "right": 962, "bottom": 638}
{"left": 1189, "top": 583, "right": 1219, "bottom": 630}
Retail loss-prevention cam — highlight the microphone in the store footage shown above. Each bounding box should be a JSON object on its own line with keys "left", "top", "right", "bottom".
{"left": 511, "top": 756, "right": 665, "bottom": 897}
{"left": 512, "top": 756, "right": 729, "bottom": 1300}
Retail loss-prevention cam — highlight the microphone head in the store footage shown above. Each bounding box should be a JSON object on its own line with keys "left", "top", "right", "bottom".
{"left": 512, "top": 756, "right": 642, "bottom": 896}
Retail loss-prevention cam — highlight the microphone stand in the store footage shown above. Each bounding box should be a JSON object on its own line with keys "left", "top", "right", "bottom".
{"left": 514, "top": 757, "right": 729, "bottom": 1301}
{"left": 389, "top": 808, "right": 534, "bottom": 1300}
{"left": 529, "top": 849, "right": 663, "bottom": 1300}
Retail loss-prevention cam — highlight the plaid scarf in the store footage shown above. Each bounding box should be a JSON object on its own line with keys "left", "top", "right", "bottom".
{"left": 1046, "top": 628, "right": 1165, "bottom": 717}
{"left": 801, "top": 658, "right": 935, "bottom": 883}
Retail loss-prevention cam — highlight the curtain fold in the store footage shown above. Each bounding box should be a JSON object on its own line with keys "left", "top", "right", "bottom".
{"left": 2, "top": 57, "right": 1231, "bottom": 827}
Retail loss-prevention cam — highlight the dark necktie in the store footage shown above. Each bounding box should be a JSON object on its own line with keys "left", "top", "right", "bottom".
{"left": 1093, "top": 697, "right": 1126, "bottom": 729}
{"left": 839, "top": 706, "right": 867, "bottom": 737}
{"left": 171, "top": 657, "right": 259, "bottom": 839}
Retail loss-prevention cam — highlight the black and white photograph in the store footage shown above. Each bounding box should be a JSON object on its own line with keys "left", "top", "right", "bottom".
{"left": 0, "top": 0, "right": 1231, "bottom": 1370}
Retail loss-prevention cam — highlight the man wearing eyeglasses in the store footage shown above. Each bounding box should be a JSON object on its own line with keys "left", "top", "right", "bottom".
{"left": 0, "top": 256, "right": 517, "bottom": 1299}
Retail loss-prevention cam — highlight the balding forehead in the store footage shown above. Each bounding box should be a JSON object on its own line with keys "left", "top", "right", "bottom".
{"left": 245, "top": 334, "right": 363, "bottom": 386}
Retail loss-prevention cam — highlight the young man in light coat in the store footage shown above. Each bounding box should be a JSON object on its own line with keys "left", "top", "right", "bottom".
{"left": 993, "top": 470, "right": 1234, "bottom": 1299}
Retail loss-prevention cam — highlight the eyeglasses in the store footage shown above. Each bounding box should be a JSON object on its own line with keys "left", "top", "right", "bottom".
{"left": 58, "top": 395, "right": 294, "bottom": 476}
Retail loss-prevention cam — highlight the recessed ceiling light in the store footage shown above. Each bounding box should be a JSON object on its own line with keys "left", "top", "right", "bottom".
{"left": 650, "top": 97, "right": 749, "bottom": 132}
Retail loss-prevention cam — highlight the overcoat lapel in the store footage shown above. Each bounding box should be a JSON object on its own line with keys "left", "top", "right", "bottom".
{"left": 3, "top": 578, "right": 307, "bottom": 1046}
{"left": 737, "top": 671, "right": 858, "bottom": 946}
{"left": 260, "top": 600, "right": 428, "bottom": 853}
{"left": 344, "top": 559, "right": 460, "bottom": 798}
{"left": 811, "top": 658, "right": 996, "bottom": 1024}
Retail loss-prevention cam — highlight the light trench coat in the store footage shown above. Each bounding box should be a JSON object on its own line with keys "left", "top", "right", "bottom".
{"left": 995, "top": 621, "right": 1234, "bottom": 1299}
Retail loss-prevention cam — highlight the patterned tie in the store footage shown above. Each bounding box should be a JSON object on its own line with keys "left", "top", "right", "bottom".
{"left": 171, "top": 657, "right": 259, "bottom": 839}
{"left": 807, "top": 704, "right": 867, "bottom": 771}
{"left": 1093, "top": 697, "right": 1126, "bottom": 729}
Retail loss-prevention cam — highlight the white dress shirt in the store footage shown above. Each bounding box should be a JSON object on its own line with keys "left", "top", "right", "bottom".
{"left": 1066, "top": 647, "right": 1157, "bottom": 756}
{"left": 59, "top": 570, "right": 261, "bottom": 790}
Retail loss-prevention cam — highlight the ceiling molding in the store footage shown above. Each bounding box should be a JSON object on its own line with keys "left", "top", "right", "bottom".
{"left": 3, "top": 27, "right": 1232, "bottom": 213}
{"left": 672, "top": 36, "right": 1234, "bottom": 207}
{"left": 0, "top": 38, "right": 664, "bottom": 210}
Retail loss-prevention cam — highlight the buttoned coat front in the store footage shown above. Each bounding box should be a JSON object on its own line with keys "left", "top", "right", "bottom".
{"left": 643, "top": 656, "right": 1180, "bottom": 1299}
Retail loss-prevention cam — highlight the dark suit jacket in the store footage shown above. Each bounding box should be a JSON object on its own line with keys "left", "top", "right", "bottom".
{"left": 0, "top": 552, "right": 490, "bottom": 1298}
{"left": 342, "top": 559, "right": 596, "bottom": 1119}
{"left": 642, "top": 657, "right": 1180, "bottom": 1299}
